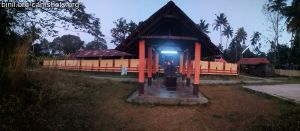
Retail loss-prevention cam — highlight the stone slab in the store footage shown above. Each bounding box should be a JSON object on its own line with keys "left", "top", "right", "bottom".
{"left": 243, "top": 84, "right": 300, "bottom": 103}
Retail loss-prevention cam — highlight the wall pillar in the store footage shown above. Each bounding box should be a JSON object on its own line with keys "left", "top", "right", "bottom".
{"left": 193, "top": 42, "right": 201, "bottom": 96}
{"left": 138, "top": 39, "right": 145, "bottom": 94}
{"left": 147, "top": 46, "right": 153, "bottom": 86}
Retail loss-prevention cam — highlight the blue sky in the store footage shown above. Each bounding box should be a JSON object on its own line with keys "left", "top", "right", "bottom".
{"left": 49, "top": 0, "right": 291, "bottom": 53}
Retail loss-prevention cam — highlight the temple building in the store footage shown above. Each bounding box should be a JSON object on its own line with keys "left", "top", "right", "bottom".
{"left": 115, "top": 1, "right": 221, "bottom": 95}
{"left": 43, "top": 1, "right": 238, "bottom": 103}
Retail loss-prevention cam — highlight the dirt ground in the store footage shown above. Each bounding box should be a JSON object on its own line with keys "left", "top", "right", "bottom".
{"left": 26, "top": 70, "right": 297, "bottom": 131}
{"left": 91, "top": 84, "right": 278, "bottom": 131}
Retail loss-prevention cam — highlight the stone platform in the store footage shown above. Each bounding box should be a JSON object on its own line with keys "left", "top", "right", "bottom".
{"left": 127, "top": 78, "right": 208, "bottom": 105}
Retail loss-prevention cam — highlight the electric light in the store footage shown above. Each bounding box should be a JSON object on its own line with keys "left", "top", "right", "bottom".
{"left": 161, "top": 50, "right": 178, "bottom": 54}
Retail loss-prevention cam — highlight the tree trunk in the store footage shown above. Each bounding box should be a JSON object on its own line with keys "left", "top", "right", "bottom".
{"left": 220, "top": 26, "right": 222, "bottom": 46}
{"left": 226, "top": 38, "right": 228, "bottom": 49}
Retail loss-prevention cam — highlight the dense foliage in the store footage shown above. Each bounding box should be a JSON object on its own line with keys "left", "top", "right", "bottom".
{"left": 110, "top": 17, "right": 138, "bottom": 46}
{"left": 0, "top": 1, "right": 107, "bottom": 129}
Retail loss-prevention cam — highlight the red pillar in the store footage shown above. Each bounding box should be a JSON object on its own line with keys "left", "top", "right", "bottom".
{"left": 153, "top": 51, "right": 158, "bottom": 80}
{"left": 208, "top": 61, "right": 210, "bottom": 73}
{"left": 179, "top": 52, "right": 184, "bottom": 77}
{"left": 193, "top": 42, "right": 201, "bottom": 96}
{"left": 138, "top": 39, "right": 145, "bottom": 94}
{"left": 128, "top": 59, "right": 131, "bottom": 72}
{"left": 186, "top": 54, "right": 192, "bottom": 86}
{"left": 182, "top": 52, "right": 186, "bottom": 80}
{"left": 155, "top": 52, "right": 159, "bottom": 78}
{"left": 147, "top": 46, "right": 152, "bottom": 86}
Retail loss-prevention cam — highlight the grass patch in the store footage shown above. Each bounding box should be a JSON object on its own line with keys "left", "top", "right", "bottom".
{"left": 241, "top": 86, "right": 300, "bottom": 130}
{"left": 212, "top": 114, "right": 223, "bottom": 119}
{"left": 2, "top": 69, "right": 299, "bottom": 130}
{"left": 61, "top": 69, "right": 138, "bottom": 78}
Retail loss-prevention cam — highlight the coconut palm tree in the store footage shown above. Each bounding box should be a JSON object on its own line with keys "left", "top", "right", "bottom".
{"left": 213, "top": 13, "right": 229, "bottom": 46}
{"left": 284, "top": 0, "right": 299, "bottom": 34}
{"left": 235, "top": 27, "right": 247, "bottom": 44}
{"left": 232, "top": 27, "right": 247, "bottom": 62}
{"left": 250, "top": 31, "right": 262, "bottom": 55}
{"left": 283, "top": 0, "right": 300, "bottom": 66}
{"left": 197, "top": 19, "right": 210, "bottom": 34}
{"left": 250, "top": 32, "right": 261, "bottom": 46}
{"left": 222, "top": 25, "right": 233, "bottom": 49}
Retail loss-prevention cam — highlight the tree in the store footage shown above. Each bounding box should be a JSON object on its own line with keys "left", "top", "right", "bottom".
{"left": 222, "top": 25, "right": 233, "bottom": 49}
{"left": 0, "top": 0, "right": 106, "bottom": 48}
{"left": 213, "top": 13, "right": 229, "bottom": 47}
{"left": 267, "top": 44, "right": 291, "bottom": 67}
{"left": 85, "top": 39, "right": 108, "bottom": 50}
{"left": 111, "top": 18, "right": 138, "bottom": 46}
{"left": 217, "top": 43, "right": 223, "bottom": 51}
{"left": 128, "top": 20, "right": 138, "bottom": 33}
{"left": 40, "top": 39, "right": 51, "bottom": 55}
{"left": 250, "top": 32, "right": 263, "bottom": 56}
{"left": 224, "top": 39, "right": 243, "bottom": 62}
{"left": 31, "top": 39, "right": 51, "bottom": 56}
{"left": 283, "top": 0, "right": 300, "bottom": 68}
{"left": 51, "top": 35, "right": 84, "bottom": 54}
{"left": 263, "top": 0, "right": 287, "bottom": 66}
{"left": 197, "top": 19, "right": 210, "bottom": 34}
{"left": 235, "top": 27, "right": 247, "bottom": 44}
{"left": 224, "top": 28, "right": 247, "bottom": 62}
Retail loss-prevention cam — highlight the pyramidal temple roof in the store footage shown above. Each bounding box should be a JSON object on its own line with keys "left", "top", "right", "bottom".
{"left": 115, "top": 1, "right": 221, "bottom": 57}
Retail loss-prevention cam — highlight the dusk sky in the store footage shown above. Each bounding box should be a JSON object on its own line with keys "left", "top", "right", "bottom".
{"left": 50, "top": 0, "right": 291, "bottom": 53}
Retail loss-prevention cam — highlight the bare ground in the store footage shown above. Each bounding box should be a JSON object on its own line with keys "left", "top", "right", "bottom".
{"left": 26, "top": 70, "right": 295, "bottom": 131}
{"left": 91, "top": 83, "right": 278, "bottom": 131}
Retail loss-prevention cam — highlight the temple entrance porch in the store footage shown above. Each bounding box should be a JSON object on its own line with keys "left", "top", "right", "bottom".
{"left": 127, "top": 37, "right": 208, "bottom": 105}
{"left": 127, "top": 77, "right": 208, "bottom": 105}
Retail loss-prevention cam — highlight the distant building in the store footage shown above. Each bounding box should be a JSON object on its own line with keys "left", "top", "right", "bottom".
{"left": 69, "top": 49, "right": 133, "bottom": 59}
{"left": 238, "top": 57, "right": 274, "bottom": 77}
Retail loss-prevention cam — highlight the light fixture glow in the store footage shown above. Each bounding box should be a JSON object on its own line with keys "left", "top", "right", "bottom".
{"left": 161, "top": 50, "right": 178, "bottom": 54}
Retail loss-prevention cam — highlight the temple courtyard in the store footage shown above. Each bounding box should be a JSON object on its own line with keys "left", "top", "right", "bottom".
{"left": 28, "top": 69, "right": 300, "bottom": 130}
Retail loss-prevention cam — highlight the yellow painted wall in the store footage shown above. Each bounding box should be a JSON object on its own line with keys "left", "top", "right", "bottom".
{"left": 100, "top": 60, "right": 113, "bottom": 67}
{"left": 130, "top": 59, "right": 139, "bottom": 67}
{"left": 81, "top": 60, "right": 99, "bottom": 67}
{"left": 66, "top": 60, "right": 80, "bottom": 67}
{"left": 43, "top": 59, "right": 238, "bottom": 74}
{"left": 210, "top": 62, "right": 224, "bottom": 70}
{"left": 115, "top": 59, "right": 129, "bottom": 67}
{"left": 200, "top": 61, "right": 208, "bottom": 69}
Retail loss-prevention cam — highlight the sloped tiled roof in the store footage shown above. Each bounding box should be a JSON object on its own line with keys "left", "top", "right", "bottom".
{"left": 73, "top": 49, "right": 133, "bottom": 58}
{"left": 238, "top": 58, "right": 270, "bottom": 65}
{"left": 215, "top": 57, "right": 227, "bottom": 63}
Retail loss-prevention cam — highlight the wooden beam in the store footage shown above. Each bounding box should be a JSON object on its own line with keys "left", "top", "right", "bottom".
{"left": 141, "top": 35, "right": 198, "bottom": 41}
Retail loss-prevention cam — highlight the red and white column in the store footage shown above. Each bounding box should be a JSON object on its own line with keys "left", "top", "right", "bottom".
{"left": 138, "top": 39, "right": 145, "bottom": 94}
